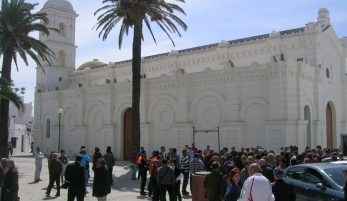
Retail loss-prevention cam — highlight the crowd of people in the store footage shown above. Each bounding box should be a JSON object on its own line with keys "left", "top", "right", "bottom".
{"left": 129, "top": 144, "right": 347, "bottom": 201}
{"left": 1, "top": 143, "right": 347, "bottom": 201}
{"left": 32, "top": 145, "right": 115, "bottom": 201}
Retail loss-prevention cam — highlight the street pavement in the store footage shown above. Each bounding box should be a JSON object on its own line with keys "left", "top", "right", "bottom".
{"left": 10, "top": 153, "right": 193, "bottom": 201}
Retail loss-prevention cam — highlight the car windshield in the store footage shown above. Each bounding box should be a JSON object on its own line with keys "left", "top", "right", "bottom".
{"left": 324, "top": 167, "right": 345, "bottom": 187}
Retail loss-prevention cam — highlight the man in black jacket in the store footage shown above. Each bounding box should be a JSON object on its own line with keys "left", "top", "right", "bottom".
{"left": 65, "top": 155, "right": 85, "bottom": 201}
{"left": 259, "top": 159, "right": 274, "bottom": 183}
{"left": 138, "top": 151, "right": 149, "bottom": 195}
{"left": 3, "top": 159, "right": 18, "bottom": 201}
{"left": 170, "top": 159, "right": 182, "bottom": 201}
{"left": 272, "top": 167, "right": 296, "bottom": 201}
{"left": 93, "top": 158, "right": 111, "bottom": 200}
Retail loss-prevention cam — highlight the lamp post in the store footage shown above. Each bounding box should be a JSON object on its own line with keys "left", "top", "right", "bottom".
{"left": 58, "top": 108, "right": 63, "bottom": 152}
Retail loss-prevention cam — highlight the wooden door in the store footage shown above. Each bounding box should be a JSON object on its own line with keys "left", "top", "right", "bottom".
{"left": 123, "top": 108, "right": 132, "bottom": 160}
{"left": 326, "top": 103, "right": 333, "bottom": 148}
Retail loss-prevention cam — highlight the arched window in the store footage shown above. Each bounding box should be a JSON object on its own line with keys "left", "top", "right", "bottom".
{"left": 58, "top": 22, "right": 66, "bottom": 37}
{"left": 46, "top": 119, "right": 51, "bottom": 138}
{"left": 58, "top": 50, "right": 65, "bottom": 66}
{"left": 304, "top": 105, "right": 311, "bottom": 147}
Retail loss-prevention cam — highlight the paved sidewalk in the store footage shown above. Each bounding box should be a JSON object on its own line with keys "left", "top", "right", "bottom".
{"left": 9, "top": 153, "right": 193, "bottom": 201}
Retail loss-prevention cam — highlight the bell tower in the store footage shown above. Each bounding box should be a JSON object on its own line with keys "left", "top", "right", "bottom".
{"left": 36, "top": 0, "right": 78, "bottom": 92}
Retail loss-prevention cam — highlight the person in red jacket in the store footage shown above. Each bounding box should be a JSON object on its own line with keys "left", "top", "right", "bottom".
{"left": 191, "top": 143, "right": 198, "bottom": 154}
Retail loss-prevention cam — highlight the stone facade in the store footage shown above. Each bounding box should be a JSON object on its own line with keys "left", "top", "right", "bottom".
{"left": 34, "top": 1, "right": 347, "bottom": 159}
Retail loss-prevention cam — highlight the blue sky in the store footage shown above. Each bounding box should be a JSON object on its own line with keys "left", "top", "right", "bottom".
{"left": 5, "top": 0, "right": 347, "bottom": 107}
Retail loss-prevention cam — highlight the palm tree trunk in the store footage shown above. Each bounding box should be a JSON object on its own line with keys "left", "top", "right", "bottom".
{"left": 0, "top": 49, "right": 14, "bottom": 159}
{"left": 131, "top": 20, "right": 143, "bottom": 152}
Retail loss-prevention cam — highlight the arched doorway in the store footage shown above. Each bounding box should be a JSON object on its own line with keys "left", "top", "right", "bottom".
{"left": 326, "top": 103, "right": 333, "bottom": 148}
{"left": 304, "top": 105, "right": 311, "bottom": 147}
{"left": 123, "top": 108, "right": 132, "bottom": 160}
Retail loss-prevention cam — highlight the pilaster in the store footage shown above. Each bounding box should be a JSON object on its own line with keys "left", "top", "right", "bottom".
{"left": 219, "top": 122, "right": 245, "bottom": 150}
{"left": 176, "top": 77, "right": 190, "bottom": 122}
{"left": 267, "top": 65, "right": 283, "bottom": 120}
{"left": 34, "top": 126, "right": 42, "bottom": 150}
{"left": 140, "top": 124, "right": 151, "bottom": 152}
{"left": 225, "top": 71, "right": 240, "bottom": 122}
{"left": 74, "top": 125, "right": 87, "bottom": 155}
{"left": 140, "top": 79, "right": 148, "bottom": 123}
{"left": 312, "top": 120, "right": 325, "bottom": 147}
{"left": 173, "top": 123, "right": 193, "bottom": 152}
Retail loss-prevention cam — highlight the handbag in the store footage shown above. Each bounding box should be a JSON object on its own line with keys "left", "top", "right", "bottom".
{"left": 61, "top": 180, "right": 70, "bottom": 189}
{"left": 248, "top": 176, "right": 255, "bottom": 201}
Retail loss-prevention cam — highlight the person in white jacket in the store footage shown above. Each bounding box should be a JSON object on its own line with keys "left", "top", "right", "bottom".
{"left": 34, "top": 147, "right": 45, "bottom": 181}
{"left": 238, "top": 163, "right": 274, "bottom": 201}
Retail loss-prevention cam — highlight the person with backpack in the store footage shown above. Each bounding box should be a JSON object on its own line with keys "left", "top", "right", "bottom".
{"left": 157, "top": 159, "right": 175, "bottom": 201}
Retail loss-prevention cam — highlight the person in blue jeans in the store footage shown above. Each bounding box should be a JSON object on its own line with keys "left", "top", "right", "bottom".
{"left": 81, "top": 149, "right": 92, "bottom": 194}
{"left": 131, "top": 150, "right": 138, "bottom": 180}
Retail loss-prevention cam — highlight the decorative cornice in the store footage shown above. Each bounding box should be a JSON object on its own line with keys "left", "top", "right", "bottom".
{"left": 264, "top": 120, "right": 308, "bottom": 126}
{"left": 173, "top": 123, "right": 193, "bottom": 128}
{"left": 220, "top": 122, "right": 246, "bottom": 127}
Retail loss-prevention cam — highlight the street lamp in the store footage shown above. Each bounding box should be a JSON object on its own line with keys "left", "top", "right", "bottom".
{"left": 58, "top": 108, "right": 63, "bottom": 152}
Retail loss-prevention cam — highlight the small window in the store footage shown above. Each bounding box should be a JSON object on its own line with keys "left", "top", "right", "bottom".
{"left": 58, "top": 22, "right": 66, "bottom": 37}
{"left": 46, "top": 119, "right": 51, "bottom": 138}
{"left": 326, "top": 68, "right": 330, "bottom": 78}
{"left": 287, "top": 167, "right": 304, "bottom": 181}
{"left": 59, "top": 77, "right": 62, "bottom": 81}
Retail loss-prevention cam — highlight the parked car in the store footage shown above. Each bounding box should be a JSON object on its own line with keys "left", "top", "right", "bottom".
{"left": 283, "top": 163, "right": 345, "bottom": 201}
{"left": 331, "top": 160, "right": 347, "bottom": 165}
{"left": 322, "top": 156, "right": 347, "bottom": 162}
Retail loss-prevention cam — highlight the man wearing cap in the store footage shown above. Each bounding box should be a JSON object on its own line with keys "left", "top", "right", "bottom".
{"left": 34, "top": 147, "right": 45, "bottom": 181}
{"left": 138, "top": 151, "right": 149, "bottom": 195}
{"left": 272, "top": 167, "right": 296, "bottom": 201}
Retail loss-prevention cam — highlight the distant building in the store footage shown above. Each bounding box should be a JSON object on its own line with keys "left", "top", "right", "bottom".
{"left": 34, "top": 0, "right": 347, "bottom": 159}
{"left": 8, "top": 96, "right": 33, "bottom": 154}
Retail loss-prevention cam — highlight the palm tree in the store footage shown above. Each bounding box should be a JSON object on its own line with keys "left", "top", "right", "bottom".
{"left": 0, "top": 0, "right": 57, "bottom": 158}
{"left": 0, "top": 78, "right": 25, "bottom": 113}
{"left": 94, "top": 0, "right": 188, "bottom": 152}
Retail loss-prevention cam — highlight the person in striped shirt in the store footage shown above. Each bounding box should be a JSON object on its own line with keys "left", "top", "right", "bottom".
{"left": 188, "top": 153, "right": 204, "bottom": 193}
{"left": 180, "top": 149, "right": 190, "bottom": 195}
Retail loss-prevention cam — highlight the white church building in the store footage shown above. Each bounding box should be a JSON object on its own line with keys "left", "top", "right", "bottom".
{"left": 34, "top": 0, "right": 347, "bottom": 159}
